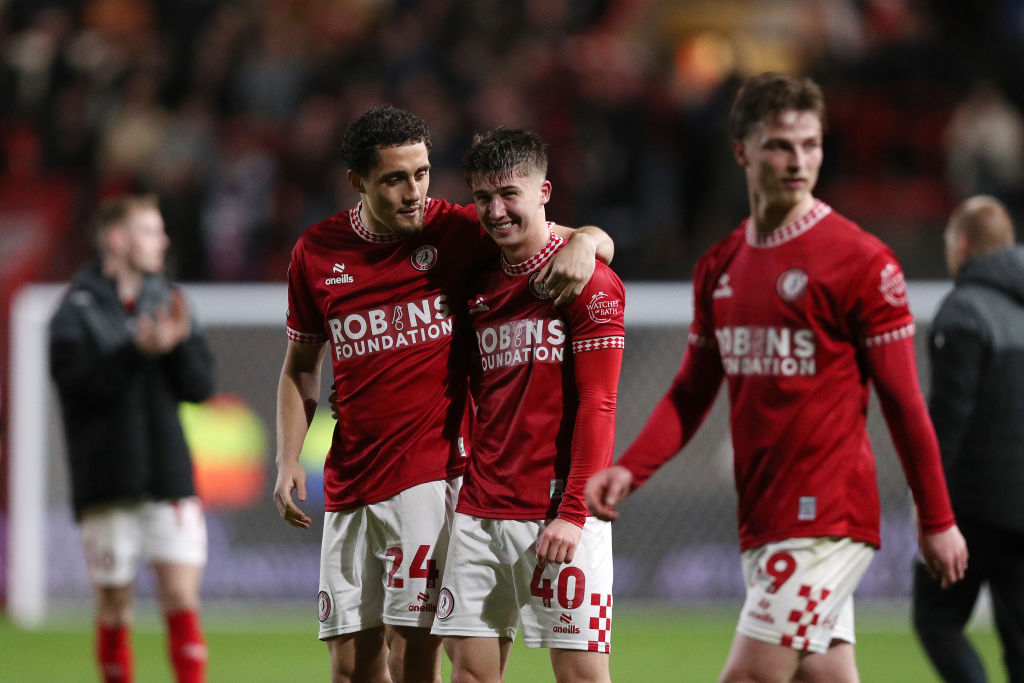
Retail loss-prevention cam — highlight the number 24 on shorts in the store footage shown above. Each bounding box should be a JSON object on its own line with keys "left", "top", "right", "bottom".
{"left": 385, "top": 545, "right": 440, "bottom": 588}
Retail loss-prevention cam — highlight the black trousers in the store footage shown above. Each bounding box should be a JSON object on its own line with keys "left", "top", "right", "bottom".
{"left": 911, "top": 517, "right": 1024, "bottom": 683}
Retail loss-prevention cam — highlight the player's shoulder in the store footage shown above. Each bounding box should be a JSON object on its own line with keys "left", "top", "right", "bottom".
{"left": 424, "top": 197, "right": 479, "bottom": 234}
{"left": 294, "top": 208, "right": 356, "bottom": 253}
{"left": 694, "top": 224, "right": 746, "bottom": 281}
{"left": 818, "top": 207, "right": 893, "bottom": 259}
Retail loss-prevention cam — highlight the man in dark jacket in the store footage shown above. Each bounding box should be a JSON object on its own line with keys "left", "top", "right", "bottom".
{"left": 50, "top": 194, "right": 214, "bottom": 683}
{"left": 912, "top": 194, "right": 1024, "bottom": 683}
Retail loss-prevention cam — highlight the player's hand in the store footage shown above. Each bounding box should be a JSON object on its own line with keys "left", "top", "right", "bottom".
{"left": 134, "top": 290, "right": 191, "bottom": 356}
{"left": 585, "top": 465, "right": 634, "bottom": 521}
{"left": 273, "top": 459, "right": 312, "bottom": 529}
{"left": 536, "top": 519, "right": 583, "bottom": 565}
{"left": 328, "top": 383, "right": 338, "bottom": 420}
{"left": 538, "top": 229, "right": 597, "bottom": 306}
{"left": 919, "top": 524, "right": 968, "bottom": 588}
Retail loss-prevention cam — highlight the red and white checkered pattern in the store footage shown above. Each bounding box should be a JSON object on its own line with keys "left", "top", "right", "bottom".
{"left": 588, "top": 592, "right": 612, "bottom": 653}
{"left": 779, "top": 584, "right": 832, "bottom": 651}
{"left": 572, "top": 336, "right": 625, "bottom": 354}
{"left": 287, "top": 326, "right": 326, "bottom": 345}
{"left": 501, "top": 225, "right": 564, "bottom": 276}
{"left": 863, "top": 321, "right": 915, "bottom": 348}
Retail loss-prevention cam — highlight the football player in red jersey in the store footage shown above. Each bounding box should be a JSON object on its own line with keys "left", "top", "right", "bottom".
{"left": 273, "top": 106, "right": 613, "bottom": 683}
{"left": 431, "top": 128, "right": 623, "bottom": 683}
{"left": 585, "top": 73, "right": 969, "bottom": 682}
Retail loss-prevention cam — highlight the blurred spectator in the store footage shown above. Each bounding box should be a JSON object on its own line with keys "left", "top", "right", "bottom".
{"left": 945, "top": 79, "right": 1024, "bottom": 204}
{"left": 1, "top": 0, "right": 1022, "bottom": 284}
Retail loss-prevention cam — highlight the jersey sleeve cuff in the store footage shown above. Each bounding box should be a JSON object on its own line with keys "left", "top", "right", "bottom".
{"left": 286, "top": 326, "right": 327, "bottom": 345}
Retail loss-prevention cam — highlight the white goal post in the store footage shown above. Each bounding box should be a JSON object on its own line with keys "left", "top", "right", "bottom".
{"left": 7, "top": 281, "right": 951, "bottom": 627}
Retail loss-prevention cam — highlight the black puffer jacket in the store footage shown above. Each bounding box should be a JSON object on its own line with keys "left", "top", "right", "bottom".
{"left": 49, "top": 262, "right": 215, "bottom": 519}
{"left": 928, "top": 245, "right": 1024, "bottom": 532}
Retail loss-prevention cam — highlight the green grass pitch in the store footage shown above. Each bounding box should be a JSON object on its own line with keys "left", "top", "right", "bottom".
{"left": 0, "top": 603, "right": 1004, "bottom": 681}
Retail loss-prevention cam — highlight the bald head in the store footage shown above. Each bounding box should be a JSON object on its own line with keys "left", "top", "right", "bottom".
{"left": 944, "top": 195, "right": 1016, "bottom": 277}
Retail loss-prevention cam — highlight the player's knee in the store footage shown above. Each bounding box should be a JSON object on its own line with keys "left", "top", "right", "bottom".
{"left": 551, "top": 650, "right": 610, "bottom": 683}
{"left": 328, "top": 630, "right": 390, "bottom": 683}
{"left": 95, "top": 584, "right": 134, "bottom": 624}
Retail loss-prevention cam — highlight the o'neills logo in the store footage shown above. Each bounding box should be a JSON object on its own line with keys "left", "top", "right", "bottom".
{"left": 716, "top": 326, "right": 817, "bottom": 377}
{"left": 327, "top": 295, "right": 451, "bottom": 361}
{"left": 586, "top": 291, "right": 620, "bottom": 324}
{"left": 476, "top": 318, "right": 565, "bottom": 370}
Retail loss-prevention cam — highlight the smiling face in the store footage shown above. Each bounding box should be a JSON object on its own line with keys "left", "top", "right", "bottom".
{"left": 348, "top": 141, "right": 430, "bottom": 236}
{"left": 734, "top": 109, "right": 823, "bottom": 218}
{"left": 469, "top": 165, "right": 551, "bottom": 263}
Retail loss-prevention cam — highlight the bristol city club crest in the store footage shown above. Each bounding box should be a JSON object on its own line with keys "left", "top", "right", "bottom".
{"left": 317, "top": 591, "right": 331, "bottom": 622}
{"left": 528, "top": 271, "right": 551, "bottom": 300}
{"left": 436, "top": 588, "right": 454, "bottom": 619}
{"left": 776, "top": 268, "right": 809, "bottom": 302}
{"left": 410, "top": 244, "right": 438, "bottom": 271}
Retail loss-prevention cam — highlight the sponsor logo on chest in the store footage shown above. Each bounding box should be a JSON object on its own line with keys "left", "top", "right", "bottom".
{"left": 327, "top": 296, "right": 452, "bottom": 361}
{"left": 476, "top": 317, "right": 566, "bottom": 371}
{"left": 716, "top": 325, "right": 817, "bottom": 377}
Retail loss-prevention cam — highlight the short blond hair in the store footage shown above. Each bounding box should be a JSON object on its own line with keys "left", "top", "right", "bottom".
{"left": 93, "top": 194, "right": 160, "bottom": 253}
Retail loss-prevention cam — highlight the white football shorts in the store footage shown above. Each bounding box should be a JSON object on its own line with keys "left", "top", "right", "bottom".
{"left": 737, "top": 536, "right": 875, "bottom": 654}
{"left": 431, "top": 514, "right": 613, "bottom": 653}
{"left": 79, "top": 497, "right": 207, "bottom": 587}
{"left": 317, "top": 477, "right": 460, "bottom": 640}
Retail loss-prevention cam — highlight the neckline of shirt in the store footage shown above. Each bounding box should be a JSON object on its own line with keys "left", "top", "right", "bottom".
{"left": 744, "top": 200, "right": 832, "bottom": 248}
{"left": 501, "top": 223, "right": 563, "bottom": 276}
{"left": 349, "top": 198, "right": 435, "bottom": 244}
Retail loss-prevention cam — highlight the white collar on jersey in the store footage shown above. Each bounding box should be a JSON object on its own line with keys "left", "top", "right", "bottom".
{"left": 349, "top": 198, "right": 435, "bottom": 244}
{"left": 744, "top": 200, "right": 832, "bottom": 248}
{"left": 501, "top": 223, "right": 564, "bottom": 276}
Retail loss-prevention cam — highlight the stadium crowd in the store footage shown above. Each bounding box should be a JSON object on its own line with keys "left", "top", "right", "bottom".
{"left": 2, "top": 0, "right": 1023, "bottom": 289}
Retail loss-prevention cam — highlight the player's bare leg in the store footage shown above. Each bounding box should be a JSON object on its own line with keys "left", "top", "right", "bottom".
{"left": 792, "top": 641, "right": 859, "bottom": 683}
{"left": 550, "top": 649, "right": 611, "bottom": 683}
{"left": 96, "top": 583, "right": 135, "bottom": 625}
{"left": 719, "top": 633, "right": 800, "bottom": 682}
{"left": 385, "top": 625, "right": 442, "bottom": 683}
{"left": 444, "top": 635, "right": 512, "bottom": 683}
{"left": 327, "top": 628, "right": 391, "bottom": 683}
{"left": 153, "top": 563, "right": 202, "bottom": 613}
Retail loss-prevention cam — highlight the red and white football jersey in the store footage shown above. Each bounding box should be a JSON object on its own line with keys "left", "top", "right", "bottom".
{"left": 457, "top": 230, "right": 626, "bottom": 527}
{"left": 693, "top": 202, "right": 919, "bottom": 549}
{"left": 286, "top": 198, "right": 494, "bottom": 510}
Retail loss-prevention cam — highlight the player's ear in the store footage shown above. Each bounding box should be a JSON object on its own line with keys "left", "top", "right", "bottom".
{"left": 732, "top": 139, "right": 747, "bottom": 167}
{"left": 539, "top": 179, "right": 552, "bottom": 206}
{"left": 347, "top": 169, "right": 366, "bottom": 194}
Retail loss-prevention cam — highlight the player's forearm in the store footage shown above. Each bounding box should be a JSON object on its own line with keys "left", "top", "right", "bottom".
{"left": 560, "top": 348, "right": 622, "bottom": 526}
{"left": 576, "top": 225, "right": 613, "bottom": 265}
{"left": 617, "top": 344, "right": 723, "bottom": 488}
{"left": 275, "top": 346, "right": 325, "bottom": 466}
{"left": 868, "top": 338, "right": 956, "bottom": 533}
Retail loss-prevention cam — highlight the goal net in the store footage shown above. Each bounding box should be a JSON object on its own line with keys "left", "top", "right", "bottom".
{"left": 6, "top": 281, "right": 951, "bottom": 626}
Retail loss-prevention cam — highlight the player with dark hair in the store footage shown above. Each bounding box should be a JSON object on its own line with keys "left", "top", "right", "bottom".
{"left": 430, "top": 127, "right": 623, "bottom": 683}
{"left": 50, "top": 194, "right": 214, "bottom": 683}
{"left": 274, "top": 106, "right": 613, "bottom": 683}
{"left": 913, "top": 194, "right": 1024, "bottom": 683}
{"left": 585, "top": 72, "right": 968, "bottom": 682}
